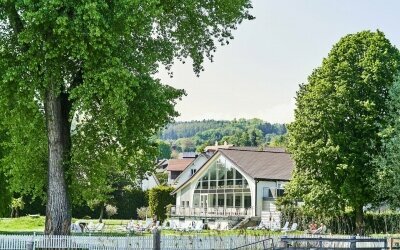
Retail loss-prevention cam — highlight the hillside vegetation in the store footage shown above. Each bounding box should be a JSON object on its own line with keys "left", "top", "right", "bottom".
{"left": 159, "top": 118, "right": 287, "bottom": 153}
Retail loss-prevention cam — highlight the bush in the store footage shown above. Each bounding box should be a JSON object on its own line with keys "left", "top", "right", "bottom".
{"left": 105, "top": 204, "right": 118, "bottom": 219}
{"left": 279, "top": 205, "right": 400, "bottom": 234}
{"left": 137, "top": 207, "right": 151, "bottom": 220}
{"left": 148, "top": 186, "right": 175, "bottom": 222}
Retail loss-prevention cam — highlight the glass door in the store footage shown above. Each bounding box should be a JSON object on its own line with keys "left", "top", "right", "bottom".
{"left": 200, "top": 194, "right": 208, "bottom": 208}
{"left": 200, "top": 194, "right": 208, "bottom": 215}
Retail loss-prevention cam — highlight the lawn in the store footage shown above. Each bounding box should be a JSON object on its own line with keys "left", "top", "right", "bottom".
{"left": 0, "top": 216, "right": 45, "bottom": 232}
{"left": 4, "top": 217, "right": 393, "bottom": 238}
{"left": 0, "top": 216, "right": 132, "bottom": 234}
{"left": 0, "top": 216, "right": 292, "bottom": 236}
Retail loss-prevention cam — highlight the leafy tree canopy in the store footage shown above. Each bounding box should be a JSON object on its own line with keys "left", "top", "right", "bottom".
{"left": 373, "top": 77, "right": 400, "bottom": 208}
{"left": 0, "top": 0, "right": 254, "bottom": 234}
{"left": 285, "top": 30, "right": 400, "bottom": 234}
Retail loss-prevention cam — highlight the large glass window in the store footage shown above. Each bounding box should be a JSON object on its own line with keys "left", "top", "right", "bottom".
{"left": 193, "top": 193, "right": 200, "bottom": 207}
{"left": 193, "top": 158, "right": 252, "bottom": 208}
{"left": 244, "top": 193, "right": 251, "bottom": 208}
{"left": 218, "top": 194, "right": 224, "bottom": 206}
{"left": 235, "top": 194, "right": 242, "bottom": 208}
{"left": 226, "top": 194, "right": 233, "bottom": 207}
{"left": 209, "top": 194, "right": 217, "bottom": 207}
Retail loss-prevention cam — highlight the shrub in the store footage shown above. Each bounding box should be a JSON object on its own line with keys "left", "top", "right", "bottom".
{"left": 137, "top": 207, "right": 151, "bottom": 220}
{"left": 105, "top": 204, "right": 118, "bottom": 219}
{"left": 148, "top": 186, "right": 175, "bottom": 222}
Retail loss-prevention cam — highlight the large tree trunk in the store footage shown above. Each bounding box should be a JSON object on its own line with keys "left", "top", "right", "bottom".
{"left": 355, "top": 205, "right": 364, "bottom": 235}
{"left": 44, "top": 86, "right": 71, "bottom": 235}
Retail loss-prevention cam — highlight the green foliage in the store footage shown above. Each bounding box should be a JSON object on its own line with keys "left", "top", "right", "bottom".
{"left": 155, "top": 172, "right": 168, "bottom": 186}
{"left": 161, "top": 120, "right": 231, "bottom": 140}
{"left": 161, "top": 119, "right": 287, "bottom": 151}
{"left": 10, "top": 197, "right": 25, "bottom": 218}
{"left": 268, "top": 134, "right": 288, "bottom": 148}
{"left": 157, "top": 140, "right": 172, "bottom": 159}
{"left": 286, "top": 31, "right": 400, "bottom": 230}
{"left": 373, "top": 77, "right": 400, "bottom": 208}
{"left": 136, "top": 207, "right": 151, "bottom": 220}
{"left": 148, "top": 186, "right": 175, "bottom": 222}
{"left": 280, "top": 205, "right": 400, "bottom": 235}
{"left": 0, "top": 0, "right": 253, "bottom": 231}
{"left": 0, "top": 171, "right": 11, "bottom": 217}
{"left": 174, "top": 138, "right": 196, "bottom": 152}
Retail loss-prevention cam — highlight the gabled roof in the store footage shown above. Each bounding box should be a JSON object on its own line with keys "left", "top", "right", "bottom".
{"left": 172, "top": 148, "right": 294, "bottom": 194}
{"left": 180, "top": 153, "right": 208, "bottom": 172}
{"left": 180, "top": 152, "right": 198, "bottom": 158}
{"left": 219, "top": 148, "right": 293, "bottom": 180}
{"left": 228, "top": 146, "right": 286, "bottom": 153}
{"left": 166, "top": 158, "right": 194, "bottom": 171}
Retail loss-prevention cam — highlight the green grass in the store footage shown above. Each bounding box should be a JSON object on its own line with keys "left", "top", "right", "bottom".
{"left": 0, "top": 216, "right": 301, "bottom": 236}
{"left": 0, "top": 216, "right": 45, "bottom": 232}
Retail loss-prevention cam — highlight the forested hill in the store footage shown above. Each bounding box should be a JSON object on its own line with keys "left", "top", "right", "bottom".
{"left": 159, "top": 119, "right": 287, "bottom": 152}
{"left": 160, "top": 120, "right": 230, "bottom": 140}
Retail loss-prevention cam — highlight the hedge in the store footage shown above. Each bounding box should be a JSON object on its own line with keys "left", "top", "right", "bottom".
{"left": 148, "top": 186, "right": 175, "bottom": 222}
{"left": 280, "top": 207, "right": 400, "bottom": 234}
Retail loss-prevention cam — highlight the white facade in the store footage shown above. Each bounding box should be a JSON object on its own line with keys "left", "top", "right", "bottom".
{"left": 172, "top": 151, "right": 289, "bottom": 223}
{"left": 173, "top": 154, "right": 208, "bottom": 187}
{"left": 169, "top": 148, "right": 294, "bottom": 230}
{"left": 139, "top": 174, "right": 159, "bottom": 191}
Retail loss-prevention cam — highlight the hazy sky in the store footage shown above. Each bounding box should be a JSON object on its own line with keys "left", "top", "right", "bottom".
{"left": 158, "top": 0, "right": 400, "bottom": 123}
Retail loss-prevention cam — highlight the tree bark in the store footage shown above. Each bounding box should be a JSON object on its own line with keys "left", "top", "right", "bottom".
{"left": 44, "top": 86, "right": 71, "bottom": 235}
{"left": 355, "top": 205, "right": 364, "bottom": 235}
{"left": 99, "top": 204, "right": 104, "bottom": 223}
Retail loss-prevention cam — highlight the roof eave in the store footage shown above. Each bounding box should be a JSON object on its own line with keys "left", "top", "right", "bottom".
{"left": 254, "top": 177, "right": 291, "bottom": 182}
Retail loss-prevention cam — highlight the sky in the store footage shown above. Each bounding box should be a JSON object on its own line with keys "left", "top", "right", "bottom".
{"left": 158, "top": 0, "right": 400, "bottom": 123}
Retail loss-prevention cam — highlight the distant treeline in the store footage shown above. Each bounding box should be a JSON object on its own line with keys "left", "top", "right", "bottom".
{"left": 159, "top": 119, "right": 287, "bottom": 152}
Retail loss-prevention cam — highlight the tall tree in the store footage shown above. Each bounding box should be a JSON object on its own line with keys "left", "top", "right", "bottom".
{"left": 373, "top": 77, "right": 400, "bottom": 208}
{"left": 286, "top": 31, "right": 400, "bottom": 234}
{"left": 0, "top": 1, "right": 253, "bottom": 234}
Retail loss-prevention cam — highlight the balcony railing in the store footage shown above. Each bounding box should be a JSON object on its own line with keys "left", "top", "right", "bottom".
{"left": 170, "top": 206, "right": 253, "bottom": 217}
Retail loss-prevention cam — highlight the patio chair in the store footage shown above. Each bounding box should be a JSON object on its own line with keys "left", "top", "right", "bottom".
{"left": 270, "top": 221, "right": 281, "bottom": 231}
{"left": 277, "top": 221, "right": 289, "bottom": 231}
{"left": 194, "top": 221, "right": 204, "bottom": 232}
{"left": 178, "top": 221, "right": 191, "bottom": 231}
{"left": 70, "top": 222, "right": 82, "bottom": 233}
{"left": 87, "top": 222, "right": 105, "bottom": 232}
{"left": 282, "top": 222, "right": 297, "bottom": 232}
{"left": 247, "top": 220, "right": 266, "bottom": 230}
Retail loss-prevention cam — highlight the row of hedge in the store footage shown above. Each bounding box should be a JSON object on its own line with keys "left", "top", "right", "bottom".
{"left": 14, "top": 188, "right": 150, "bottom": 219}
{"left": 281, "top": 208, "right": 400, "bottom": 234}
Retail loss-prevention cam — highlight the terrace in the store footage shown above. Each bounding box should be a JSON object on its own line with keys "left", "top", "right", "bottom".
{"left": 170, "top": 206, "right": 254, "bottom": 217}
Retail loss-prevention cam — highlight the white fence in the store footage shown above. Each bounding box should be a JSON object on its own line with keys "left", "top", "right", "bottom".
{"left": 0, "top": 234, "right": 275, "bottom": 250}
{"left": 0, "top": 233, "right": 391, "bottom": 249}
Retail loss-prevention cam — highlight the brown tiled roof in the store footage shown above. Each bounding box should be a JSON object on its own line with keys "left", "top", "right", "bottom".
{"left": 219, "top": 148, "right": 293, "bottom": 180}
{"left": 228, "top": 146, "right": 286, "bottom": 153}
{"left": 166, "top": 159, "right": 194, "bottom": 171}
{"left": 173, "top": 148, "right": 294, "bottom": 194}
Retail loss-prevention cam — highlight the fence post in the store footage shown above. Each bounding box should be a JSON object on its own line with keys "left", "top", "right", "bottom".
{"left": 26, "top": 240, "right": 34, "bottom": 250}
{"left": 281, "top": 235, "right": 289, "bottom": 249}
{"left": 152, "top": 228, "right": 161, "bottom": 250}
{"left": 350, "top": 235, "right": 356, "bottom": 250}
{"left": 318, "top": 236, "right": 322, "bottom": 250}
